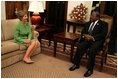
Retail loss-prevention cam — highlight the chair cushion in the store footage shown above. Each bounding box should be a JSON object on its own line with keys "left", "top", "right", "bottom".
{"left": 1, "top": 19, "right": 19, "bottom": 40}
{"left": 1, "top": 40, "right": 19, "bottom": 55}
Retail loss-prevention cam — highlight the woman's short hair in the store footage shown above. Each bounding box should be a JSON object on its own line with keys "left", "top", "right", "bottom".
{"left": 17, "top": 10, "right": 27, "bottom": 21}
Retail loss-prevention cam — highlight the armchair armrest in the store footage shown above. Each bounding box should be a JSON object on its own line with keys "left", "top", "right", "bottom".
{"left": 31, "top": 25, "right": 36, "bottom": 31}
{"left": 31, "top": 25, "right": 39, "bottom": 40}
{"left": 105, "top": 38, "right": 110, "bottom": 44}
{"left": 103, "top": 38, "right": 110, "bottom": 49}
{"left": 101, "top": 37, "right": 110, "bottom": 55}
{"left": 32, "top": 31, "right": 39, "bottom": 40}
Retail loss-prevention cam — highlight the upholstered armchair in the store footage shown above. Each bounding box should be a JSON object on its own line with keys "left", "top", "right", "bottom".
{"left": 98, "top": 15, "right": 113, "bottom": 71}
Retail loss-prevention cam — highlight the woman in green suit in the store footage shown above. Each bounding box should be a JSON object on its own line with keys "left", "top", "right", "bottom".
{"left": 14, "top": 10, "right": 39, "bottom": 64}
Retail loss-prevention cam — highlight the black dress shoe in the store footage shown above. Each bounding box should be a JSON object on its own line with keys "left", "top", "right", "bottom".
{"left": 69, "top": 65, "right": 79, "bottom": 71}
{"left": 84, "top": 70, "right": 93, "bottom": 77}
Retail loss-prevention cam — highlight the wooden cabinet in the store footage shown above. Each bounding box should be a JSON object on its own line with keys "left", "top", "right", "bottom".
{"left": 5, "top": 1, "right": 29, "bottom": 19}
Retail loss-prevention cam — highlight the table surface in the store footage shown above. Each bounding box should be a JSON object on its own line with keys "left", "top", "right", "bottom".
{"left": 54, "top": 32, "right": 81, "bottom": 41}
{"left": 35, "top": 26, "right": 51, "bottom": 32}
{"left": 67, "top": 19, "right": 85, "bottom": 24}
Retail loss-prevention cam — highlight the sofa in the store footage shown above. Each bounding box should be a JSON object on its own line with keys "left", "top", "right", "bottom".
{"left": 1, "top": 19, "right": 41, "bottom": 68}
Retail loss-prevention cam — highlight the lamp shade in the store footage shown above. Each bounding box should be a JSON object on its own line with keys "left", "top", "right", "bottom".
{"left": 28, "top": 1, "right": 44, "bottom": 13}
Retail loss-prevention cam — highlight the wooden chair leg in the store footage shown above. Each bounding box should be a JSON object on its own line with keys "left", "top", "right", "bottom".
{"left": 85, "top": 53, "right": 88, "bottom": 59}
{"left": 49, "top": 40, "right": 51, "bottom": 46}
{"left": 100, "top": 56, "right": 104, "bottom": 72}
{"left": 63, "top": 43, "right": 66, "bottom": 52}
{"left": 105, "top": 53, "right": 107, "bottom": 64}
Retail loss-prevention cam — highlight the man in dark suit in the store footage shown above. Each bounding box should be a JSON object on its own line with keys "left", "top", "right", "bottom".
{"left": 69, "top": 11, "right": 108, "bottom": 77}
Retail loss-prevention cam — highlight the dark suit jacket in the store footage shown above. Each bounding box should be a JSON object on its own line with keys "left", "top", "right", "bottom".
{"left": 80, "top": 20, "right": 108, "bottom": 44}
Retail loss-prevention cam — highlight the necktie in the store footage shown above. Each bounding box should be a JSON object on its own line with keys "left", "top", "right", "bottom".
{"left": 88, "top": 22, "right": 95, "bottom": 35}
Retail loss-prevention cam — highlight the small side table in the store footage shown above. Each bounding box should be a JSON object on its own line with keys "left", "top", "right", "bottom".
{"left": 35, "top": 26, "right": 53, "bottom": 46}
{"left": 53, "top": 32, "right": 81, "bottom": 61}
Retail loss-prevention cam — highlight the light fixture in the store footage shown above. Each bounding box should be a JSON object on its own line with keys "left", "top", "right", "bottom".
{"left": 28, "top": 1, "right": 44, "bottom": 27}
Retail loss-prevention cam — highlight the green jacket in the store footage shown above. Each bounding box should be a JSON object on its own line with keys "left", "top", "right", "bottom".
{"left": 14, "top": 21, "right": 34, "bottom": 46}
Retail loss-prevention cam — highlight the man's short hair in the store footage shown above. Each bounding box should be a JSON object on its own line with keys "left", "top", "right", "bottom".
{"left": 92, "top": 11, "right": 100, "bottom": 18}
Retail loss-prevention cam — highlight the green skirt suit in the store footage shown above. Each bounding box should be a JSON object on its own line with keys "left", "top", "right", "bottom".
{"left": 14, "top": 22, "right": 35, "bottom": 47}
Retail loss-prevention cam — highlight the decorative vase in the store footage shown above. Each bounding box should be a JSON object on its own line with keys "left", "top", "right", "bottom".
{"left": 31, "top": 13, "right": 41, "bottom": 27}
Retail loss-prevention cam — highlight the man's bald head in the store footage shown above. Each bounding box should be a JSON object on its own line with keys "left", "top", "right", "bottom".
{"left": 93, "top": 11, "right": 100, "bottom": 18}
{"left": 90, "top": 11, "right": 100, "bottom": 22}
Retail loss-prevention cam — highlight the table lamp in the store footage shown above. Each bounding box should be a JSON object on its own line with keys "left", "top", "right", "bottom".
{"left": 28, "top": 1, "right": 44, "bottom": 27}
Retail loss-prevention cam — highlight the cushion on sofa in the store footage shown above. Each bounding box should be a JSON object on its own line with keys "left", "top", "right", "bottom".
{"left": 1, "top": 40, "right": 19, "bottom": 55}
{"left": 1, "top": 53, "right": 24, "bottom": 68}
{"left": 1, "top": 50, "right": 25, "bottom": 60}
{"left": 19, "top": 41, "right": 40, "bottom": 50}
{"left": 8, "top": 40, "right": 40, "bottom": 51}
{"left": 1, "top": 19, "right": 19, "bottom": 40}
{"left": 20, "top": 45, "right": 27, "bottom": 50}
{"left": 8, "top": 40, "right": 27, "bottom": 50}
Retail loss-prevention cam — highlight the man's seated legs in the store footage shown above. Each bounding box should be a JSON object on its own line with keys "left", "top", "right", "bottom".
{"left": 84, "top": 41, "right": 102, "bottom": 77}
{"left": 69, "top": 41, "right": 90, "bottom": 71}
{"left": 69, "top": 40, "right": 103, "bottom": 77}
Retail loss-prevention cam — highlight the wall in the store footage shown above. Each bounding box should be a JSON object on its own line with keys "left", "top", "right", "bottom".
{"left": 1, "top": 1, "right": 6, "bottom": 20}
{"left": 1, "top": 1, "right": 92, "bottom": 21}
{"left": 67, "top": 1, "right": 93, "bottom": 22}
{"left": 1, "top": 1, "right": 46, "bottom": 20}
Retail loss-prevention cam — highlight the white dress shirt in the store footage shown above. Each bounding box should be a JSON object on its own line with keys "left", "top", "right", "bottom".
{"left": 88, "top": 20, "right": 99, "bottom": 32}
{"left": 82, "top": 20, "right": 99, "bottom": 41}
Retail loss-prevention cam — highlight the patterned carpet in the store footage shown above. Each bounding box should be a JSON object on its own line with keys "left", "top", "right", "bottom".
{"left": 1, "top": 53, "right": 116, "bottom": 78}
{"left": 41, "top": 39, "right": 117, "bottom": 75}
{"left": 1, "top": 39, "right": 117, "bottom": 78}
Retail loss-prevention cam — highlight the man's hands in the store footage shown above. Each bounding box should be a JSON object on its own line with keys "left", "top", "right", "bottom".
{"left": 84, "top": 34, "right": 95, "bottom": 41}
{"left": 24, "top": 39, "right": 31, "bottom": 47}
